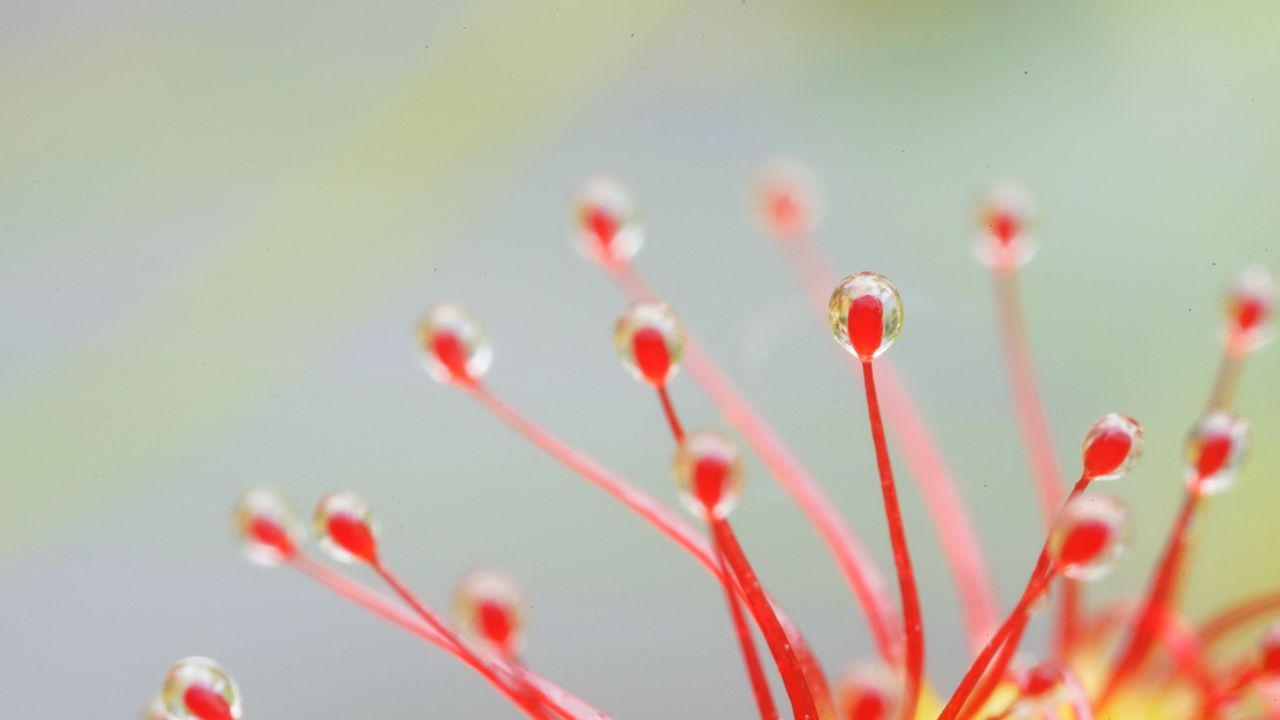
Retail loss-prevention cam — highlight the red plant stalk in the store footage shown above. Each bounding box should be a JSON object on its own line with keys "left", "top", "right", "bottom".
{"left": 776, "top": 233, "right": 999, "bottom": 656}
{"left": 1200, "top": 589, "right": 1280, "bottom": 646}
{"left": 465, "top": 381, "right": 835, "bottom": 712}
{"left": 656, "top": 385, "right": 685, "bottom": 441}
{"left": 292, "top": 555, "right": 599, "bottom": 720}
{"left": 611, "top": 262, "right": 904, "bottom": 662}
{"left": 859, "top": 359, "right": 925, "bottom": 719}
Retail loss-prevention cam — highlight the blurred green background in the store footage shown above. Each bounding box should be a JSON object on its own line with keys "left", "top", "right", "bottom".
{"left": 2, "top": 1, "right": 1277, "bottom": 716}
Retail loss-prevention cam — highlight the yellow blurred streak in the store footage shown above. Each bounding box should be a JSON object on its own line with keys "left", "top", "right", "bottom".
{"left": 0, "top": 0, "right": 687, "bottom": 558}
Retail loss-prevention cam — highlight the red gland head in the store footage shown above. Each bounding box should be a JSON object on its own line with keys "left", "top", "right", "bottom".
{"left": 1185, "top": 411, "right": 1249, "bottom": 496}
{"left": 974, "top": 181, "right": 1036, "bottom": 272}
{"left": 836, "top": 663, "right": 902, "bottom": 720}
{"left": 453, "top": 568, "right": 527, "bottom": 656}
{"left": 314, "top": 491, "right": 379, "bottom": 564}
{"left": 417, "top": 303, "right": 493, "bottom": 387}
{"left": 613, "top": 301, "right": 685, "bottom": 386}
{"left": 161, "top": 657, "right": 241, "bottom": 720}
{"left": 1224, "top": 266, "right": 1274, "bottom": 356}
{"left": 1008, "top": 662, "right": 1071, "bottom": 717}
{"left": 1260, "top": 623, "right": 1280, "bottom": 678}
{"left": 673, "top": 430, "right": 745, "bottom": 522}
{"left": 1051, "top": 493, "right": 1130, "bottom": 581}
{"left": 1081, "top": 413, "right": 1144, "bottom": 481}
{"left": 829, "top": 272, "right": 903, "bottom": 362}
{"left": 755, "top": 157, "right": 822, "bottom": 241}
{"left": 573, "top": 176, "right": 643, "bottom": 268}
{"left": 233, "top": 488, "right": 304, "bottom": 566}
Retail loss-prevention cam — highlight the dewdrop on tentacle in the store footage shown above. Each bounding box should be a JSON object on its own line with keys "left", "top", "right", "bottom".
{"left": 1007, "top": 662, "right": 1070, "bottom": 719}
{"left": 1050, "top": 493, "right": 1130, "bottom": 581}
{"left": 836, "top": 662, "right": 902, "bottom": 720}
{"left": 673, "top": 429, "right": 745, "bottom": 522}
{"left": 974, "top": 181, "right": 1036, "bottom": 272}
{"left": 232, "top": 488, "right": 304, "bottom": 566}
{"left": 829, "top": 272, "right": 903, "bottom": 361}
{"left": 1081, "top": 413, "right": 1144, "bottom": 481}
{"left": 573, "top": 176, "right": 644, "bottom": 268}
{"left": 141, "top": 696, "right": 170, "bottom": 720}
{"left": 161, "top": 657, "right": 241, "bottom": 720}
{"left": 1224, "top": 265, "right": 1274, "bottom": 355}
{"left": 755, "top": 157, "right": 823, "bottom": 241}
{"left": 417, "top": 303, "right": 492, "bottom": 386}
{"left": 614, "top": 301, "right": 685, "bottom": 386}
{"left": 1185, "top": 411, "right": 1249, "bottom": 496}
{"left": 314, "top": 491, "right": 380, "bottom": 564}
{"left": 453, "top": 568, "right": 528, "bottom": 656}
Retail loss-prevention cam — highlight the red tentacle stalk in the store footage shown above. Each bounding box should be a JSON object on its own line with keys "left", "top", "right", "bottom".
{"left": 611, "top": 262, "right": 904, "bottom": 664}
{"left": 292, "top": 555, "right": 600, "bottom": 720}
{"left": 1098, "top": 490, "right": 1203, "bottom": 706}
{"left": 466, "top": 381, "right": 834, "bottom": 711}
{"left": 371, "top": 560, "right": 552, "bottom": 719}
{"left": 656, "top": 385, "right": 685, "bottom": 441}
{"left": 992, "top": 271, "right": 1063, "bottom": 530}
{"left": 860, "top": 360, "right": 925, "bottom": 719}
{"left": 776, "top": 232, "right": 998, "bottom": 656}
{"left": 961, "top": 613, "right": 1031, "bottom": 719}
{"left": 715, "top": 544, "right": 781, "bottom": 720}
{"left": 1200, "top": 589, "right": 1280, "bottom": 646}
{"left": 713, "top": 519, "right": 821, "bottom": 720}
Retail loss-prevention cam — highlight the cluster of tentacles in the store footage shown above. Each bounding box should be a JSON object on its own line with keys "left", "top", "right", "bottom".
{"left": 144, "top": 163, "right": 1278, "bottom": 720}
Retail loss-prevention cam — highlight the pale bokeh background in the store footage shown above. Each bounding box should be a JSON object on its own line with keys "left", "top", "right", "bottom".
{"left": 2, "top": 1, "right": 1278, "bottom": 717}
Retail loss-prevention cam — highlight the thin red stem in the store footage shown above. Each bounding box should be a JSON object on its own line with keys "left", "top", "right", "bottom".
{"left": 656, "top": 384, "right": 685, "bottom": 442}
{"left": 1057, "top": 580, "right": 1081, "bottom": 659}
{"left": 715, "top": 538, "right": 781, "bottom": 720}
{"left": 466, "top": 381, "right": 835, "bottom": 711}
{"left": 371, "top": 560, "right": 551, "bottom": 719}
{"left": 860, "top": 360, "right": 924, "bottom": 718}
{"left": 291, "top": 556, "right": 603, "bottom": 720}
{"left": 1098, "top": 490, "right": 1204, "bottom": 706}
{"left": 1200, "top": 589, "right": 1280, "bottom": 646}
{"left": 776, "top": 236, "right": 998, "bottom": 656}
{"left": 961, "top": 613, "right": 1031, "bottom": 719}
{"left": 1208, "top": 349, "right": 1245, "bottom": 411}
{"left": 611, "top": 262, "right": 904, "bottom": 663}
{"left": 713, "top": 519, "right": 820, "bottom": 720}
{"left": 992, "top": 271, "right": 1063, "bottom": 533}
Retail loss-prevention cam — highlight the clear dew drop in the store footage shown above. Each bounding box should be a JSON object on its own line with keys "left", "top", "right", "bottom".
{"left": 417, "top": 303, "right": 493, "bottom": 386}
{"left": 1185, "top": 411, "right": 1249, "bottom": 496}
{"left": 1007, "top": 662, "right": 1069, "bottom": 719}
{"left": 142, "top": 696, "right": 171, "bottom": 720}
{"left": 573, "top": 176, "right": 644, "bottom": 267}
{"left": 755, "top": 157, "right": 822, "bottom": 241}
{"left": 453, "top": 567, "right": 527, "bottom": 656}
{"left": 232, "top": 488, "right": 304, "bottom": 566}
{"left": 828, "top": 272, "right": 903, "bottom": 361}
{"left": 1225, "top": 265, "right": 1274, "bottom": 354}
{"left": 613, "top": 301, "right": 684, "bottom": 386}
{"left": 836, "top": 662, "right": 902, "bottom": 720}
{"left": 1080, "top": 413, "right": 1144, "bottom": 481}
{"left": 974, "top": 181, "right": 1037, "bottom": 272}
{"left": 673, "top": 429, "right": 745, "bottom": 522}
{"left": 162, "top": 657, "right": 241, "bottom": 720}
{"left": 1050, "top": 493, "right": 1130, "bottom": 581}
{"left": 314, "top": 491, "right": 379, "bottom": 564}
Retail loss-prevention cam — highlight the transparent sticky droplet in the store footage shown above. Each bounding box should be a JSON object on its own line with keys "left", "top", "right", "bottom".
{"left": 755, "top": 157, "right": 823, "bottom": 241}
{"left": 573, "top": 176, "right": 644, "bottom": 267}
{"left": 232, "top": 488, "right": 304, "bottom": 566}
{"left": 1050, "top": 493, "right": 1130, "bottom": 581}
{"left": 836, "top": 662, "right": 902, "bottom": 720}
{"left": 416, "top": 303, "right": 493, "bottom": 386}
{"left": 314, "top": 491, "right": 379, "bottom": 564}
{"left": 1080, "top": 414, "right": 1144, "bottom": 481}
{"left": 1008, "top": 662, "right": 1069, "bottom": 719}
{"left": 974, "top": 181, "right": 1037, "bottom": 272}
{"left": 613, "top": 301, "right": 684, "bottom": 386}
{"left": 673, "top": 430, "right": 744, "bottom": 522}
{"left": 1224, "top": 266, "right": 1274, "bottom": 355}
{"left": 453, "top": 567, "right": 527, "bottom": 655}
{"left": 1185, "top": 412, "right": 1249, "bottom": 495}
{"left": 162, "top": 657, "right": 241, "bottom": 720}
{"left": 142, "top": 696, "right": 172, "bottom": 720}
{"left": 829, "top": 272, "right": 903, "bottom": 361}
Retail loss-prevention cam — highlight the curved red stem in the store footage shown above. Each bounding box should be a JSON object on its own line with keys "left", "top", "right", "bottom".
{"left": 860, "top": 360, "right": 925, "bottom": 718}
{"left": 961, "top": 613, "right": 1031, "bottom": 719}
{"left": 713, "top": 519, "right": 820, "bottom": 720}
{"left": 774, "top": 235, "right": 998, "bottom": 656}
{"left": 1200, "top": 589, "right": 1280, "bottom": 646}
{"left": 716, "top": 541, "right": 781, "bottom": 720}
{"left": 656, "top": 384, "right": 685, "bottom": 441}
